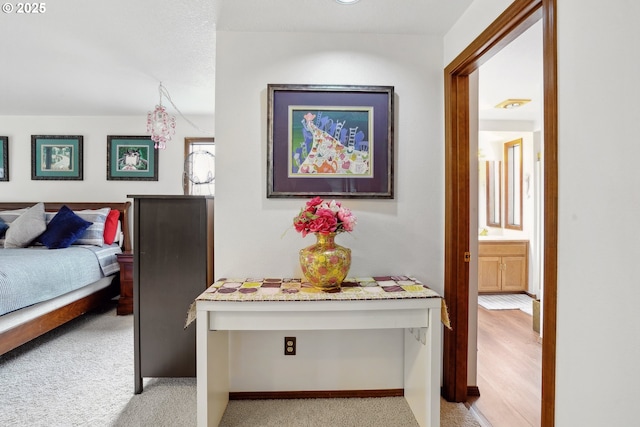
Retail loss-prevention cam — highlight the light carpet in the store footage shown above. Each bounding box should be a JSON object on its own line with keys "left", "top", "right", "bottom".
{"left": 478, "top": 293, "right": 533, "bottom": 315}
{"left": 0, "top": 302, "right": 480, "bottom": 427}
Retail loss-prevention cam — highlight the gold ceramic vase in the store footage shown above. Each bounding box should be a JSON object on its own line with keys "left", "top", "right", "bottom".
{"left": 299, "top": 232, "right": 351, "bottom": 291}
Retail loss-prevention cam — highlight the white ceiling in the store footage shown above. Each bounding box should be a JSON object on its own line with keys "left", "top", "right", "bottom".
{"left": 478, "top": 21, "right": 543, "bottom": 124}
{"left": 1, "top": 0, "right": 217, "bottom": 116}
{"left": 0, "top": 0, "right": 540, "bottom": 122}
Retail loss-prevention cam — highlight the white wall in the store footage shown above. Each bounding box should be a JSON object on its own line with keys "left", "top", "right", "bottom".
{"left": 444, "top": 0, "right": 514, "bottom": 65}
{"left": 447, "top": 0, "right": 640, "bottom": 425}
{"left": 215, "top": 31, "right": 445, "bottom": 391}
{"left": 553, "top": 1, "right": 640, "bottom": 425}
{"left": 0, "top": 115, "right": 214, "bottom": 204}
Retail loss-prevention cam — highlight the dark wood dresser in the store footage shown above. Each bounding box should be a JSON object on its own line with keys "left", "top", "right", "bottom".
{"left": 129, "top": 195, "right": 214, "bottom": 393}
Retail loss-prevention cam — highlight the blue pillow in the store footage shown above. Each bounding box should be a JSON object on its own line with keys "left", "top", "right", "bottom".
{"left": 39, "top": 205, "right": 93, "bottom": 249}
{"left": 46, "top": 207, "right": 109, "bottom": 246}
{"left": 0, "top": 218, "right": 8, "bottom": 238}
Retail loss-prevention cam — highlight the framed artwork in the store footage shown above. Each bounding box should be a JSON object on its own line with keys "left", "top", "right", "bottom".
{"left": 31, "top": 135, "right": 83, "bottom": 180}
{"left": 267, "top": 84, "right": 394, "bottom": 198}
{"left": 0, "top": 136, "right": 7, "bottom": 181}
{"left": 107, "top": 136, "right": 158, "bottom": 181}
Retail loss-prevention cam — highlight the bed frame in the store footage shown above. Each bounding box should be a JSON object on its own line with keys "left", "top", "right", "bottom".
{"left": 0, "top": 202, "right": 132, "bottom": 356}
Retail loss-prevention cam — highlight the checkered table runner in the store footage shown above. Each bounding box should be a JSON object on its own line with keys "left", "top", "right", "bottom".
{"left": 199, "top": 276, "right": 439, "bottom": 301}
{"left": 186, "top": 276, "right": 450, "bottom": 328}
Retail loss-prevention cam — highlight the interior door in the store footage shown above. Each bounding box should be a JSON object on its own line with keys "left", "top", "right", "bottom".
{"left": 443, "top": 1, "right": 558, "bottom": 426}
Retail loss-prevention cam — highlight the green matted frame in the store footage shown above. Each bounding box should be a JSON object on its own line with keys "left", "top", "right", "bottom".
{"left": 31, "top": 135, "right": 83, "bottom": 180}
{"left": 107, "top": 135, "right": 158, "bottom": 181}
{"left": 0, "top": 136, "right": 8, "bottom": 181}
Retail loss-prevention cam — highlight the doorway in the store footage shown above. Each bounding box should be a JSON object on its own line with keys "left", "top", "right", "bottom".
{"left": 442, "top": 1, "right": 557, "bottom": 426}
{"left": 473, "top": 20, "right": 544, "bottom": 425}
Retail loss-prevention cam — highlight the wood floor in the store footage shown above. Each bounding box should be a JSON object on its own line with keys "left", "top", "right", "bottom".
{"left": 469, "top": 306, "right": 542, "bottom": 427}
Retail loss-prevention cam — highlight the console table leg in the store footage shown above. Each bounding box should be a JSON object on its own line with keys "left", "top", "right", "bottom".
{"left": 404, "top": 309, "right": 442, "bottom": 427}
{"left": 197, "top": 311, "right": 229, "bottom": 427}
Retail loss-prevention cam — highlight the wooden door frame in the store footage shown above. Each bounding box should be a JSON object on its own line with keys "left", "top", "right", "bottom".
{"left": 442, "top": 0, "right": 557, "bottom": 426}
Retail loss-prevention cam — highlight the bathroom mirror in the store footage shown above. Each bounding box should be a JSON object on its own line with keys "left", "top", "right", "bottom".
{"left": 485, "top": 160, "right": 501, "bottom": 227}
{"left": 504, "top": 138, "right": 523, "bottom": 230}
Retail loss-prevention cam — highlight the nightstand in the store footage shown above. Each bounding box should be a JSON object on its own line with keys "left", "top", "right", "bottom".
{"left": 116, "top": 251, "right": 133, "bottom": 315}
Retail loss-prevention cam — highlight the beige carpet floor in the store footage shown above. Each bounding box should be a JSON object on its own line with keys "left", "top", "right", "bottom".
{"left": 0, "top": 302, "right": 480, "bottom": 426}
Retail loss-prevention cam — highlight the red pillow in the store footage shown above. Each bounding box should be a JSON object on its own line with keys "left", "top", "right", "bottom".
{"left": 103, "top": 209, "right": 120, "bottom": 245}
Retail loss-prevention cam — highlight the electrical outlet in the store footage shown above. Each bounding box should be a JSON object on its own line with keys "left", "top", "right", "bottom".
{"left": 284, "top": 337, "right": 296, "bottom": 355}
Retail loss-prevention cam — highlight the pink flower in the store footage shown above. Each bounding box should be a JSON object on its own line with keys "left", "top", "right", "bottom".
{"left": 306, "top": 196, "right": 323, "bottom": 208}
{"left": 308, "top": 209, "right": 338, "bottom": 233}
{"left": 294, "top": 218, "right": 310, "bottom": 237}
{"left": 337, "top": 207, "right": 356, "bottom": 232}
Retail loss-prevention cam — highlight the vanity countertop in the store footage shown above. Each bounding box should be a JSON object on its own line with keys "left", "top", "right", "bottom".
{"left": 479, "top": 235, "right": 529, "bottom": 242}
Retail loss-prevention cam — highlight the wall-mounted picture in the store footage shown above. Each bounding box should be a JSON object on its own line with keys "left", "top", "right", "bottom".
{"left": 107, "top": 136, "right": 158, "bottom": 181}
{"left": 0, "top": 136, "right": 8, "bottom": 181}
{"left": 31, "top": 135, "right": 83, "bottom": 180}
{"left": 267, "top": 84, "right": 394, "bottom": 198}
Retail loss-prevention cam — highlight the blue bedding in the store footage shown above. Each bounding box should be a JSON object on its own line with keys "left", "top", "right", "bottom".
{"left": 0, "top": 244, "right": 121, "bottom": 316}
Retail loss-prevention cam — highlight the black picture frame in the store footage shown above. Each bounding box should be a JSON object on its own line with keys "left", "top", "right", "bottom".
{"left": 107, "top": 136, "right": 158, "bottom": 181}
{"left": 0, "top": 136, "right": 8, "bottom": 181}
{"left": 31, "top": 135, "right": 83, "bottom": 180}
{"left": 267, "top": 84, "right": 394, "bottom": 198}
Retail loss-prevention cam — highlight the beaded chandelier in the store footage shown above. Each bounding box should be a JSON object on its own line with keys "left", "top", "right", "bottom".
{"left": 146, "top": 83, "right": 176, "bottom": 149}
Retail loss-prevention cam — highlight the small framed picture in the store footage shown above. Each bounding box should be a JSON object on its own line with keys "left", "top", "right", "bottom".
{"left": 0, "top": 136, "right": 8, "bottom": 181}
{"left": 31, "top": 135, "right": 83, "bottom": 180}
{"left": 107, "top": 136, "right": 158, "bottom": 181}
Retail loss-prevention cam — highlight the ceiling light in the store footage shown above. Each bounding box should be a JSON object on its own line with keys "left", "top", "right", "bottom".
{"left": 495, "top": 98, "right": 531, "bottom": 109}
{"left": 335, "top": 0, "right": 360, "bottom": 4}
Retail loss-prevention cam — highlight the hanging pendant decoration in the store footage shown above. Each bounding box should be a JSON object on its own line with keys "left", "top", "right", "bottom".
{"left": 147, "top": 83, "right": 176, "bottom": 149}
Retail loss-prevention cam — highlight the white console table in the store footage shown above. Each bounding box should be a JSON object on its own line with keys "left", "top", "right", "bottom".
{"left": 189, "top": 276, "right": 445, "bottom": 427}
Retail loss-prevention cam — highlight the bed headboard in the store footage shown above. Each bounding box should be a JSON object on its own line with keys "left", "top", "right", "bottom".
{"left": 0, "top": 202, "right": 132, "bottom": 252}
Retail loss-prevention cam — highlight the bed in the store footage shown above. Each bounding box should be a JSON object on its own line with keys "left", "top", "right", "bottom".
{"left": 0, "top": 202, "right": 132, "bottom": 356}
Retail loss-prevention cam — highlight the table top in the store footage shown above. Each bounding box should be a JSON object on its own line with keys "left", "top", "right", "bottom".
{"left": 196, "top": 276, "right": 440, "bottom": 302}
{"left": 186, "top": 276, "right": 450, "bottom": 328}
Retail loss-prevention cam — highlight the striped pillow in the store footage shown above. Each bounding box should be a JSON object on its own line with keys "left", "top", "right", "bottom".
{"left": 0, "top": 208, "right": 27, "bottom": 223}
{"left": 45, "top": 207, "right": 110, "bottom": 247}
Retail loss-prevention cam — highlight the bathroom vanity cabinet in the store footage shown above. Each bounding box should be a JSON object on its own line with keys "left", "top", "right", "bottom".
{"left": 478, "top": 240, "right": 528, "bottom": 293}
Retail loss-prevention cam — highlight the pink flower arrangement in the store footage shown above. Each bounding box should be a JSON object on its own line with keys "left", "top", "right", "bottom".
{"left": 293, "top": 197, "right": 357, "bottom": 237}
